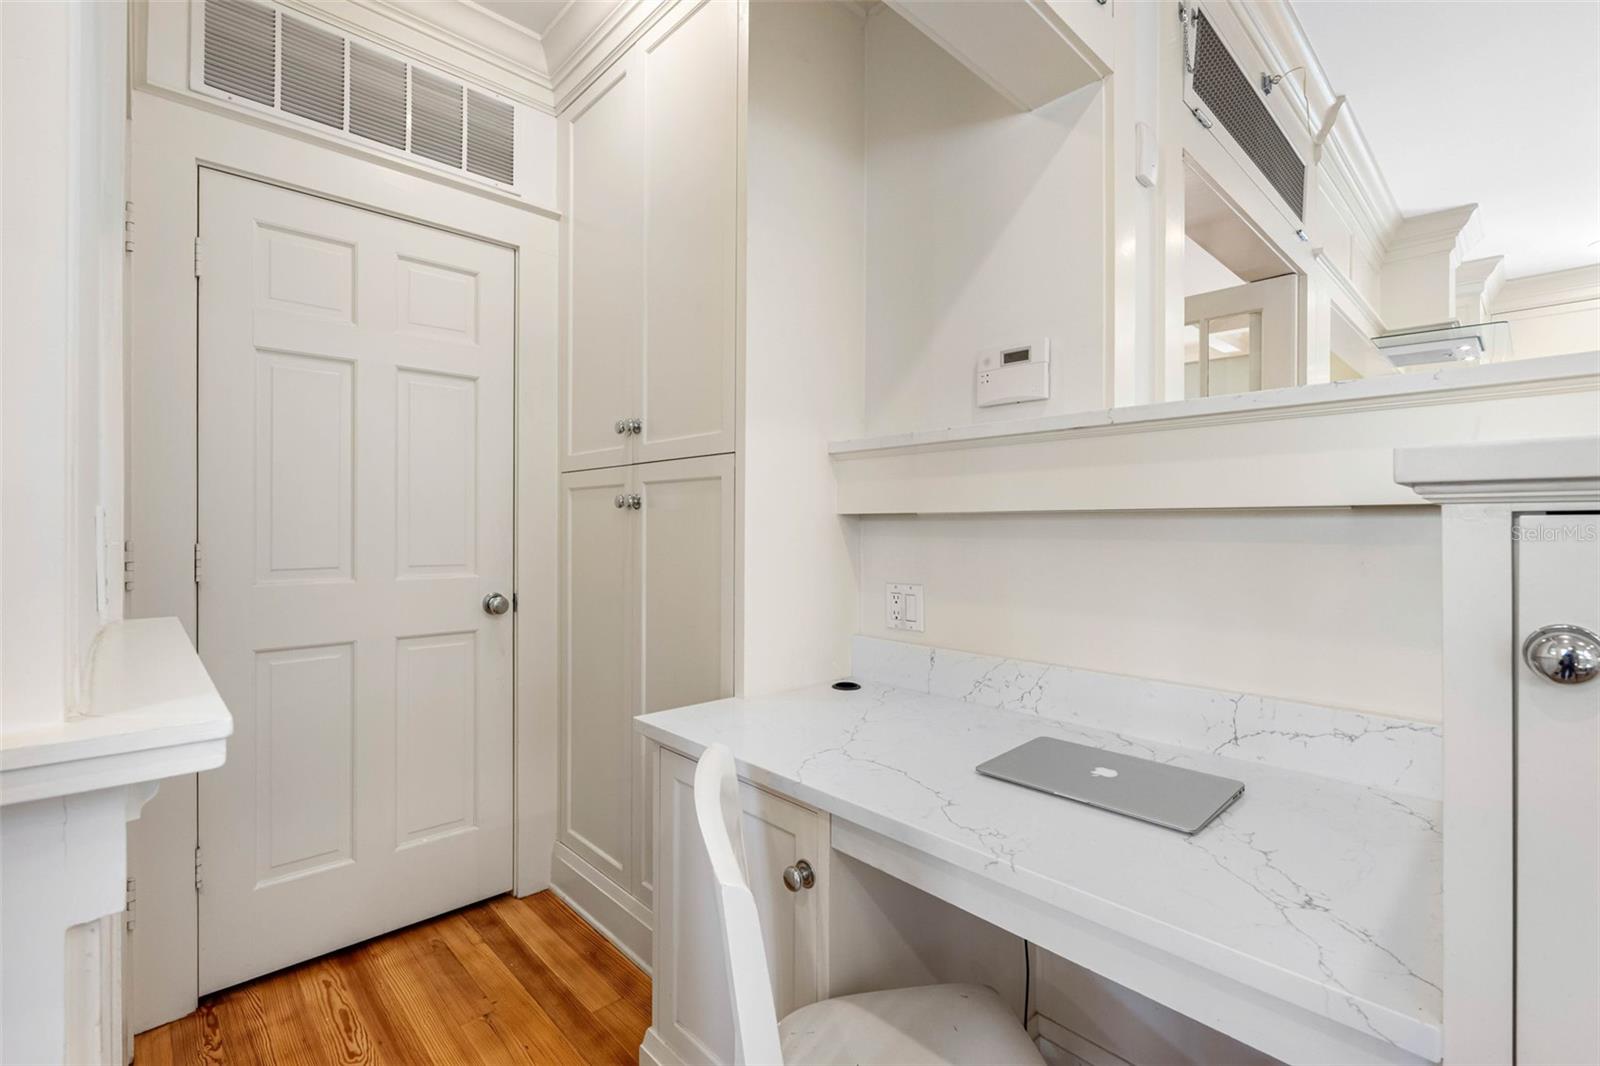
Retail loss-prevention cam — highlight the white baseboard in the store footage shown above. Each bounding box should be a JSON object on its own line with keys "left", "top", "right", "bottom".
{"left": 639, "top": 1027, "right": 684, "bottom": 1066}
{"left": 550, "top": 842, "right": 653, "bottom": 973}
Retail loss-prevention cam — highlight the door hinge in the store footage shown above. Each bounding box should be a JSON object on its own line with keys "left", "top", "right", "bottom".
{"left": 123, "top": 540, "right": 135, "bottom": 593}
{"left": 125, "top": 877, "right": 137, "bottom": 933}
{"left": 193, "top": 541, "right": 203, "bottom": 585}
{"left": 193, "top": 237, "right": 204, "bottom": 277}
{"left": 194, "top": 845, "right": 204, "bottom": 893}
{"left": 124, "top": 201, "right": 135, "bottom": 253}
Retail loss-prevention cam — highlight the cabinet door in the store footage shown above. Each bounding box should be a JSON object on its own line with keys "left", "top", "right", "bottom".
{"left": 1516, "top": 513, "right": 1600, "bottom": 1065}
{"left": 561, "top": 61, "right": 641, "bottom": 472}
{"left": 654, "top": 749, "right": 827, "bottom": 1065}
{"left": 559, "top": 468, "right": 636, "bottom": 882}
{"left": 633, "top": 454, "right": 736, "bottom": 907}
{"left": 633, "top": 0, "right": 738, "bottom": 464}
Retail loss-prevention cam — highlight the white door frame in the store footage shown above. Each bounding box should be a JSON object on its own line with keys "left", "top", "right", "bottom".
{"left": 124, "top": 88, "right": 559, "bottom": 1032}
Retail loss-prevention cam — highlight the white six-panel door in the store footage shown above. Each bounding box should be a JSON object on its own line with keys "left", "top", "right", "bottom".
{"left": 196, "top": 170, "right": 515, "bottom": 992}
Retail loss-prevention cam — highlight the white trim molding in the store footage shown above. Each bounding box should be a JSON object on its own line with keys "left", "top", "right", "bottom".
{"left": 1395, "top": 435, "right": 1600, "bottom": 1065}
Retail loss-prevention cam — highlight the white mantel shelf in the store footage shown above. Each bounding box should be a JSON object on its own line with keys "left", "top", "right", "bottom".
{"left": 1, "top": 617, "right": 232, "bottom": 806}
{"left": 830, "top": 352, "right": 1600, "bottom": 515}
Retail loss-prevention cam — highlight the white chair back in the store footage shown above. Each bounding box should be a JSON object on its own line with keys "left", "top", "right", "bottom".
{"left": 693, "top": 744, "right": 785, "bottom": 1065}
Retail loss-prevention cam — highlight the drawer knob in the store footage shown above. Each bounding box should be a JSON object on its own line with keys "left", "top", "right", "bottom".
{"left": 782, "top": 859, "right": 815, "bottom": 893}
{"left": 1523, "top": 624, "right": 1600, "bottom": 685}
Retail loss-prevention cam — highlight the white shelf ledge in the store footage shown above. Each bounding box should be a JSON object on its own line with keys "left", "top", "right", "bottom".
{"left": 1, "top": 617, "right": 233, "bottom": 806}
{"left": 830, "top": 353, "right": 1600, "bottom": 515}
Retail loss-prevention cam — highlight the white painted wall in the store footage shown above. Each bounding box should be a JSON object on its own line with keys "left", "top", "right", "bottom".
{"left": 739, "top": 1, "right": 866, "bottom": 696}
{"left": 1, "top": 0, "right": 125, "bottom": 733}
{"left": 863, "top": 7, "right": 1107, "bottom": 436}
{"left": 857, "top": 508, "right": 1442, "bottom": 721}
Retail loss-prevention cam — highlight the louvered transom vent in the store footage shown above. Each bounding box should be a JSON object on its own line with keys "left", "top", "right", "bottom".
{"left": 411, "top": 69, "right": 464, "bottom": 168}
{"left": 199, "top": 0, "right": 516, "bottom": 187}
{"left": 1193, "top": 11, "right": 1305, "bottom": 219}
{"left": 349, "top": 44, "right": 407, "bottom": 150}
{"left": 467, "top": 90, "right": 515, "bottom": 185}
{"left": 204, "top": 0, "right": 275, "bottom": 107}
{"left": 280, "top": 15, "right": 344, "bottom": 129}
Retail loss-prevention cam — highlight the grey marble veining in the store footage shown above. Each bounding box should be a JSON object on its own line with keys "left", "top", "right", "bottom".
{"left": 851, "top": 635, "right": 1442, "bottom": 800}
{"left": 637, "top": 682, "right": 1443, "bottom": 1063}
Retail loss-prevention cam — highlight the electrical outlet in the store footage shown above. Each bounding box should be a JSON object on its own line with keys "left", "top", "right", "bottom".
{"left": 886, "top": 583, "right": 924, "bottom": 633}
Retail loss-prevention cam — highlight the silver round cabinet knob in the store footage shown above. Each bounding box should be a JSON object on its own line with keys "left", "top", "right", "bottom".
{"left": 1522, "top": 624, "right": 1600, "bottom": 684}
{"left": 482, "top": 592, "right": 511, "bottom": 616}
{"left": 614, "top": 419, "right": 629, "bottom": 435}
{"left": 781, "top": 859, "right": 815, "bottom": 893}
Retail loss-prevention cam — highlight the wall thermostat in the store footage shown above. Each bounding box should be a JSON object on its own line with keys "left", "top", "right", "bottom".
{"left": 975, "top": 339, "right": 1050, "bottom": 407}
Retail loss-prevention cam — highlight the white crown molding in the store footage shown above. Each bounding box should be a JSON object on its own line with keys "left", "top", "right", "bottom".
{"left": 1494, "top": 264, "right": 1600, "bottom": 313}
{"left": 1226, "top": 0, "right": 1401, "bottom": 250}
{"left": 548, "top": 0, "right": 677, "bottom": 112}
{"left": 283, "top": 0, "right": 556, "bottom": 109}
{"left": 1384, "top": 203, "right": 1480, "bottom": 265}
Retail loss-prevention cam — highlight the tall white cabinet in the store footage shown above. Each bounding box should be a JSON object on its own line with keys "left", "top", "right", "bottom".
{"left": 555, "top": 0, "right": 740, "bottom": 963}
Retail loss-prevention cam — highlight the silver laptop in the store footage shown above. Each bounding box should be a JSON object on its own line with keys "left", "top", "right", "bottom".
{"left": 975, "top": 736, "right": 1244, "bottom": 834}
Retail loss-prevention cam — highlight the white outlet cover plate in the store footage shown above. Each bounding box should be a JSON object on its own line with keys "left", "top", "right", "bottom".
{"left": 886, "top": 583, "right": 924, "bottom": 632}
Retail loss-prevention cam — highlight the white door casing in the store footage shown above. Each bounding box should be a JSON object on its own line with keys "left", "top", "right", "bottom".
{"left": 1515, "top": 512, "right": 1600, "bottom": 1065}
{"left": 196, "top": 170, "right": 515, "bottom": 992}
{"left": 1184, "top": 274, "right": 1298, "bottom": 397}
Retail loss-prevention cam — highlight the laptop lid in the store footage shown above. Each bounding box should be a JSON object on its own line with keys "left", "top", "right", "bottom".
{"left": 975, "top": 736, "right": 1244, "bottom": 834}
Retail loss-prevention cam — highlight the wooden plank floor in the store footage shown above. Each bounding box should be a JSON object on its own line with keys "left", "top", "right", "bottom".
{"left": 133, "top": 892, "right": 651, "bottom": 1066}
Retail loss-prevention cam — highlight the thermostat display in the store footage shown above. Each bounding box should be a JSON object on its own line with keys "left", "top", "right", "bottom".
{"left": 976, "top": 338, "right": 1050, "bottom": 407}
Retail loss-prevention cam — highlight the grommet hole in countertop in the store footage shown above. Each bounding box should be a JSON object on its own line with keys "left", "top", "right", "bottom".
{"left": 831, "top": 680, "right": 861, "bottom": 691}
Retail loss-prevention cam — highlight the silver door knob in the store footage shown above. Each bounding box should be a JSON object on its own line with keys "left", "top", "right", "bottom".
{"left": 1522, "top": 624, "right": 1600, "bottom": 684}
{"left": 781, "top": 859, "right": 815, "bottom": 893}
{"left": 627, "top": 417, "right": 643, "bottom": 435}
{"left": 482, "top": 592, "right": 511, "bottom": 616}
{"left": 625, "top": 493, "right": 642, "bottom": 510}
{"left": 614, "top": 419, "right": 629, "bottom": 435}
{"left": 614, "top": 494, "right": 626, "bottom": 508}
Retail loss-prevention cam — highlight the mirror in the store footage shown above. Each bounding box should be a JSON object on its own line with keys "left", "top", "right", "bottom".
{"left": 1162, "top": 0, "right": 1599, "bottom": 403}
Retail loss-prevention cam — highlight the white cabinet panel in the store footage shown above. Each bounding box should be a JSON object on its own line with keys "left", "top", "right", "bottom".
{"left": 562, "top": 65, "right": 641, "bottom": 472}
{"left": 558, "top": 0, "right": 737, "bottom": 471}
{"left": 633, "top": 454, "right": 736, "bottom": 906}
{"left": 560, "top": 454, "right": 735, "bottom": 924}
{"left": 654, "top": 748, "right": 827, "bottom": 1066}
{"left": 1515, "top": 513, "right": 1600, "bottom": 1066}
{"left": 560, "top": 466, "right": 636, "bottom": 882}
{"left": 635, "top": 0, "right": 738, "bottom": 464}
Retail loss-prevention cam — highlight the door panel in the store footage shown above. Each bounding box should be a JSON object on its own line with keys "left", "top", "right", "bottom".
{"left": 560, "top": 467, "right": 636, "bottom": 881}
{"left": 1515, "top": 513, "right": 1600, "bottom": 1065}
{"left": 197, "top": 170, "right": 514, "bottom": 992}
{"left": 635, "top": 0, "right": 738, "bottom": 463}
{"left": 562, "top": 64, "right": 640, "bottom": 471}
{"left": 655, "top": 749, "right": 825, "bottom": 1066}
{"left": 1184, "top": 274, "right": 1297, "bottom": 396}
{"left": 634, "top": 454, "right": 736, "bottom": 905}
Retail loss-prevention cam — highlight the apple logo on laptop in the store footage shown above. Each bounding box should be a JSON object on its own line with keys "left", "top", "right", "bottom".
{"left": 1090, "top": 766, "right": 1119, "bottom": 778}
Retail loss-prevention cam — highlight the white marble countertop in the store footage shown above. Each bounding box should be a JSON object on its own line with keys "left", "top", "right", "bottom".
{"left": 638, "top": 681, "right": 1442, "bottom": 1062}
{"left": 1, "top": 618, "right": 233, "bottom": 805}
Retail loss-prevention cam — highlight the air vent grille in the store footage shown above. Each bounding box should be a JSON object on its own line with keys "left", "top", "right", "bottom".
{"left": 199, "top": 0, "right": 516, "bottom": 188}
{"left": 1193, "top": 11, "right": 1305, "bottom": 219}
{"left": 280, "top": 15, "right": 344, "bottom": 129}
{"left": 411, "top": 69, "right": 464, "bottom": 168}
{"left": 203, "top": 0, "right": 275, "bottom": 107}
{"left": 467, "top": 90, "right": 515, "bottom": 185}
{"left": 349, "top": 44, "right": 407, "bottom": 150}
